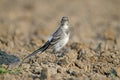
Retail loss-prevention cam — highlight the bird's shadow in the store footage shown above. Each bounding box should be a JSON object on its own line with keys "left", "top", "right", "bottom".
{"left": 0, "top": 50, "right": 20, "bottom": 66}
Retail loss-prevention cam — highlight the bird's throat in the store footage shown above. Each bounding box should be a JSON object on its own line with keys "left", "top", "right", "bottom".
{"left": 63, "top": 24, "right": 68, "bottom": 29}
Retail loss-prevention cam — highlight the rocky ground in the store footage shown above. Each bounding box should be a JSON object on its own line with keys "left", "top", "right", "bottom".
{"left": 0, "top": 0, "right": 120, "bottom": 80}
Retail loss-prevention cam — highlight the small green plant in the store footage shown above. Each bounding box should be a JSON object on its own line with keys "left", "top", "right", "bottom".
{"left": 0, "top": 66, "right": 8, "bottom": 74}
{"left": 0, "top": 65, "right": 20, "bottom": 74}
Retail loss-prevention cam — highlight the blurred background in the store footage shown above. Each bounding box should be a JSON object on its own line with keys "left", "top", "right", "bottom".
{"left": 0, "top": 0, "right": 120, "bottom": 79}
{"left": 0, "top": 0, "right": 120, "bottom": 56}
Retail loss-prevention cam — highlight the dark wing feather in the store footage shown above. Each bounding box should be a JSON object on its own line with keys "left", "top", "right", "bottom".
{"left": 48, "top": 28, "right": 64, "bottom": 47}
{"left": 22, "top": 40, "right": 50, "bottom": 62}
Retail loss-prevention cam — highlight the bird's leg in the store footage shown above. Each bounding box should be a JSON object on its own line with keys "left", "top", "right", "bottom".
{"left": 55, "top": 48, "right": 67, "bottom": 57}
{"left": 61, "top": 48, "right": 67, "bottom": 56}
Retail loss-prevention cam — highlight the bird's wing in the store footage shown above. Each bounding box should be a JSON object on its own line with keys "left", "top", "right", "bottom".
{"left": 48, "top": 28, "right": 64, "bottom": 45}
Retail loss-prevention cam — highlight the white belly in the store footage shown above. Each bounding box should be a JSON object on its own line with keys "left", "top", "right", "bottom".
{"left": 54, "top": 36, "right": 69, "bottom": 52}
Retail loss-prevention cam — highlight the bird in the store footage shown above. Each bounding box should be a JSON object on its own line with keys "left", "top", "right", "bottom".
{"left": 21, "top": 16, "right": 70, "bottom": 63}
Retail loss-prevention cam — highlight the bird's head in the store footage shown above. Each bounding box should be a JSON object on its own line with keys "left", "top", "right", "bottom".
{"left": 60, "top": 16, "right": 69, "bottom": 29}
{"left": 61, "top": 16, "right": 69, "bottom": 25}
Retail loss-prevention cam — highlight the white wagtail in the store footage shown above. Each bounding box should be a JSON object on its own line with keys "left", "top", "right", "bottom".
{"left": 22, "top": 16, "right": 70, "bottom": 62}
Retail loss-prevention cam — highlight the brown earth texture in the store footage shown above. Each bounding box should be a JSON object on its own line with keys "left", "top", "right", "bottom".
{"left": 0, "top": 0, "right": 120, "bottom": 80}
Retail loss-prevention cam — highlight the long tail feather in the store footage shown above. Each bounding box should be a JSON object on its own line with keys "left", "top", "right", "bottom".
{"left": 20, "top": 41, "right": 50, "bottom": 65}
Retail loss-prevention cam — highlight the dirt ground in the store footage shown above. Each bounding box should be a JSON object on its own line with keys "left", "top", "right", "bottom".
{"left": 0, "top": 0, "right": 120, "bottom": 80}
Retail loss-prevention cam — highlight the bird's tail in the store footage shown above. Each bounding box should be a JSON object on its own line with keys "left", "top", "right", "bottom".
{"left": 20, "top": 41, "right": 50, "bottom": 64}
{"left": 22, "top": 48, "right": 43, "bottom": 61}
